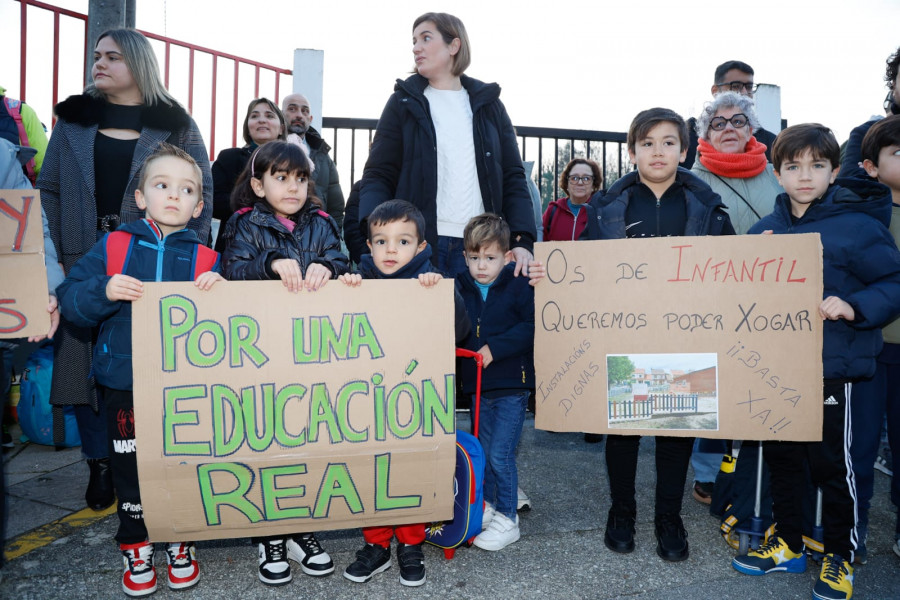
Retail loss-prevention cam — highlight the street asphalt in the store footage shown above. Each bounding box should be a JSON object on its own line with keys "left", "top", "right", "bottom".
{"left": 2, "top": 413, "right": 898, "bottom": 599}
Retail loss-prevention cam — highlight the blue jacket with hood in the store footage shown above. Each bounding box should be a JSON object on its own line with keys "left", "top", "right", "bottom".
{"left": 56, "top": 219, "right": 221, "bottom": 390}
{"left": 749, "top": 178, "right": 900, "bottom": 380}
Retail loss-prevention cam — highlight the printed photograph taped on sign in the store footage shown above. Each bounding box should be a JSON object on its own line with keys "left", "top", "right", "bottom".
{"left": 132, "top": 280, "right": 458, "bottom": 542}
{"left": 533, "top": 235, "right": 823, "bottom": 441}
{"left": 607, "top": 353, "right": 718, "bottom": 431}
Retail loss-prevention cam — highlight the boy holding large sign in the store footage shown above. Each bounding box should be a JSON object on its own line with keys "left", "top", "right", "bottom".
{"left": 339, "top": 200, "right": 469, "bottom": 587}
{"left": 732, "top": 124, "right": 900, "bottom": 600}
{"left": 578, "top": 108, "right": 735, "bottom": 563}
{"left": 56, "top": 144, "right": 223, "bottom": 597}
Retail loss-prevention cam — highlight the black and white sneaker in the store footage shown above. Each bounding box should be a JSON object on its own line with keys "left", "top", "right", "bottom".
{"left": 397, "top": 543, "right": 426, "bottom": 587}
{"left": 343, "top": 543, "right": 391, "bottom": 583}
{"left": 257, "top": 538, "right": 292, "bottom": 586}
{"left": 287, "top": 532, "right": 334, "bottom": 576}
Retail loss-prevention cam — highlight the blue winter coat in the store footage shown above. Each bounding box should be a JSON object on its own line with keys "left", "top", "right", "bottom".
{"left": 56, "top": 219, "right": 221, "bottom": 390}
{"left": 456, "top": 263, "right": 535, "bottom": 395}
{"left": 749, "top": 178, "right": 900, "bottom": 380}
{"left": 358, "top": 74, "right": 535, "bottom": 252}
{"left": 583, "top": 167, "right": 735, "bottom": 239}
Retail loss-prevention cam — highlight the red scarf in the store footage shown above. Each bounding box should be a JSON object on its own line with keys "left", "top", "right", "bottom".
{"left": 698, "top": 136, "right": 768, "bottom": 178}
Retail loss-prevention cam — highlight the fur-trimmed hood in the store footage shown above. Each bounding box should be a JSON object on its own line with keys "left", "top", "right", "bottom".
{"left": 54, "top": 93, "right": 191, "bottom": 133}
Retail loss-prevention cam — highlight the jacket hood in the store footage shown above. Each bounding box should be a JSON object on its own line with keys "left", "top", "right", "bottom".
{"left": 599, "top": 167, "right": 727, "bottom": 211}
{"left": 54, "top": 93, "right": 191, "bottom": 133}
{"left": 458, "top": 261, "right": 517, "bottom": 291}
{"left": 357, "top": 244, "right": 434, "bottom": 279}
{"left": 772, "top": 178, "right": 893, "bottom": 228}
{"left": 394, "top": 74, "right": 501, "bottom": 110}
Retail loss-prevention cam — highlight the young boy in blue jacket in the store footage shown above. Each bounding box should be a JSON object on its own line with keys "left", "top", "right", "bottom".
{"left": 56, "top": 144, "right": 224, "bottom": 598}
{"left": 456, "top": 213, "right": 534, "bottom": 551}
{"left": 338, "top": 199, "right": 469, "bottom": 587}
{"left": 733, "top": 124, "right": 900, "bottom": 600}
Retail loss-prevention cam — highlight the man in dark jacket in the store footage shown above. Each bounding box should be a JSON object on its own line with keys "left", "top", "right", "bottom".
{"left": 282, "top": 93, "right": 345, "bottom": 229}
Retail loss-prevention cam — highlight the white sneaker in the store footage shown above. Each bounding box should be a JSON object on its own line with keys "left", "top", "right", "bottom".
{"left": 482, "top": 502, "right": 495, "bottom": 530}
{"left": 473, "top": 512, "right": 520, "bottom": 551}
{"left": 517, "top": 487, "right": 531, "bottom": 511}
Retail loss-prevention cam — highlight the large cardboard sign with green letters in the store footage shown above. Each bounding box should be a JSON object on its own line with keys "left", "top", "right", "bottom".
{"left": 133, "top": 280, "right": 457, "bottom": 541}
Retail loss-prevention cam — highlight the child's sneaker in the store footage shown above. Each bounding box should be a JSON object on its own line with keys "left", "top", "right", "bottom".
{"left": 286, "top": 532, "right": 334, "bottom": 576}
{"left": 482, "top": 502, "right": 495, "bottom": 530}
{"left": 732, "top": 536, "right": 807, "bottom": 575}
{"left": 396, "top": 543, "right": 425, "bottom": 587}
{"left": 473, "top": 512, "right": 520, "bottom": 551}
{"left": 812, "top": 553, "right": 853, "bottom": 600}
{"left": 257, "top": 538, "right": 292, "bottom": 586}
{"left": 343, "top": 543, "right": 391, "bottom": 583}
{"left": 654, "top": 513, "right": 689, "bottom": 562}
{"left": 120, "top": 541, "right": 157, "bottom": 597}
{"left": 164, "top": 542, "right": 199, "bottom": 590}
{"left": 517, "top": 486, "right": 532, "bottom": 511}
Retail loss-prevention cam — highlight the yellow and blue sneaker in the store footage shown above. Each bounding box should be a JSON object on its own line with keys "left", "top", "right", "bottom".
{"left": 812, "top": 553, "right": 853, "bottom": 600}
{"left": 732, "top": 536, "right": 807, "bottom": 575}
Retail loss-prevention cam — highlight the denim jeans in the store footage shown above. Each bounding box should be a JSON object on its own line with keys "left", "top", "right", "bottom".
{"left": 691, "top": 438, "right": 728, "bottom": 483}
{"left": 477, "top": 390, "right": 528, "bottom": 519}
{"left": 435, "top": 236, "right": 468, "bottom": 279}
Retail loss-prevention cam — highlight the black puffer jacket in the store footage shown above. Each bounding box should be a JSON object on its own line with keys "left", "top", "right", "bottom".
{"left": 221, "top": 201, "right": 349, "bottom": 280}
{"left": 358, "top": 74, "right": 535, "bottom": 252}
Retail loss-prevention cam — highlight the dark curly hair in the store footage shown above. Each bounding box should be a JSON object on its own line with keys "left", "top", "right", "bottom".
{"left": 886, "top": 47, "right": 900, "bottom": 90}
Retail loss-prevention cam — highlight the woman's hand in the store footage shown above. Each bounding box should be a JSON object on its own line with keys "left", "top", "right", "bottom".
{"left": 819, "top": 296, "right": 855, "bottom": 321}
{"left": 272, "top": 258, "right": 303, "bottom": 292}
{"left": 304, "top": 263, "right": 332, "bottom": 291}
{"left": 106, "top": 274, "right": 144, "bottom": 301}
{"left": 511, "top": 247, "right": 534, "bottom": 277}
{"left": 528, "top": 261, "right": 545, "bottom": 287}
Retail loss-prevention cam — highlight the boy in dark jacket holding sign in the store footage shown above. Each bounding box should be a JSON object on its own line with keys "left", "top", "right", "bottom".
{"left": 456, "top": 213, "right": 535, "bottom": 552}
{"left": 56, "top": 144, "right": 223, "bottom": 597}
{"left": 733, "top": 124, "right": 900, "bottom": 600}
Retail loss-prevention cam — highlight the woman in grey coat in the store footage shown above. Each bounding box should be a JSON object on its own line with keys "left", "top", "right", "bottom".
{"left": 37, "top": 28, "right": 212, "bottom": 511}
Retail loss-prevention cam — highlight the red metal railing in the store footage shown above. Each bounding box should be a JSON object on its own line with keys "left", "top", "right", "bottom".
{"left": 14, "top": 0, "right": 292, "bottom": 159}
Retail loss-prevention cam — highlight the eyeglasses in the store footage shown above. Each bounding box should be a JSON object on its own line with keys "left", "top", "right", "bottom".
{"left": 568, "top": 175, "right": 594, "bottom": 184}
{"left": 708, "top": 114, "right": 750, "bottom": 131}
{"left": 716, "top": 80, "right": 758, "bottom": 94}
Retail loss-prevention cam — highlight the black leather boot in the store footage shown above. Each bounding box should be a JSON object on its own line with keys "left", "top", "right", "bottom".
{"left": 85, "top": 457, "right": 114, "bottom": 510}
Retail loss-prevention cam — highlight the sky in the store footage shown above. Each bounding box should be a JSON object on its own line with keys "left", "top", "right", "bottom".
{"left": 3, "top": 0, "right": 899, "bottom": 151}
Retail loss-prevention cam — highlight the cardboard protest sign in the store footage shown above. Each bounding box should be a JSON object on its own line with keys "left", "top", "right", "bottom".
{"left": 534, "top": 235, "right": 824, "bottom": 441}
{"left": 133, "top": 280, "right": 457, "bottom": 542}
{"left": 0, "top": 189, "right": 49, "bottom": 338}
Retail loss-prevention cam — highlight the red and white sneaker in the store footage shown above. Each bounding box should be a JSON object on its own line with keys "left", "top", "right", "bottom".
{"left": 164, "top": 542, "right": 200, "bottom": 590}
{"left": 120, "top": 541, "right": 157, "bottom": 597}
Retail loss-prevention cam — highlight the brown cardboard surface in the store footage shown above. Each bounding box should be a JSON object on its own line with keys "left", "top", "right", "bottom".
{"left": 533, "top": 234, "right": 824, "bottom": 441}
{"left": 132, "top": 280, "right": 457, "bottom": 542}
{"left": 0, "top": 190, "right": 49, "bottom": 338}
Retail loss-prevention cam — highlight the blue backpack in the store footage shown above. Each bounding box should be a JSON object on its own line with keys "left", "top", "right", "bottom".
{"left": 425, "top": 430, "right": 485, "bottom": 557}
{"left": 17, "top": 343, "right": 80, "bottom": 447}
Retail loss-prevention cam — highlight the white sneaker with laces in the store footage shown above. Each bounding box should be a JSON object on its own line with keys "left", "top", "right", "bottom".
{"left": 473, "top": 512, "right": 520, "bottom": 551}
{"left": 482, "top": 502, "right": 495, "bottom": 530}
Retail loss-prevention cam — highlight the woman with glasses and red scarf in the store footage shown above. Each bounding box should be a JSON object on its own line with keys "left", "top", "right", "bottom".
{"left": 690, "top": 92, "right": 781, "bottom": 235}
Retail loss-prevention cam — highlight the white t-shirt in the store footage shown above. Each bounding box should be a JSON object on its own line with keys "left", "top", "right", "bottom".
{"left": 424, "top": 85, "right": 485, "bottom": 238}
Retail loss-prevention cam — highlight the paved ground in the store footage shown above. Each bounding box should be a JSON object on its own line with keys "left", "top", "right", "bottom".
{"left": 2, "top": 414, "right": 899, "bottom": 599}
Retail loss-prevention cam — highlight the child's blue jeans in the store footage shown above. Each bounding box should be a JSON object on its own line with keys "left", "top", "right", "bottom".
{"left": 476, "top": 390, "right": 528, "bottom": 519}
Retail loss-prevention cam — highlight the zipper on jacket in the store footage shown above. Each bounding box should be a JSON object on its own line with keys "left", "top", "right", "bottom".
{"left": 656, "top": 198, "right": 661, "bottom": 237}
{"left": 155, "top": 236, "right": 166, "bottom": 281}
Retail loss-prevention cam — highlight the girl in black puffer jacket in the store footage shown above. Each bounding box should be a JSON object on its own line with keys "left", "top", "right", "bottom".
{"left": 218, "top": 140, "right": 348, "bottom": 585}
{"left": 219, "top": 141, "right": 349, "bottom": 290}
